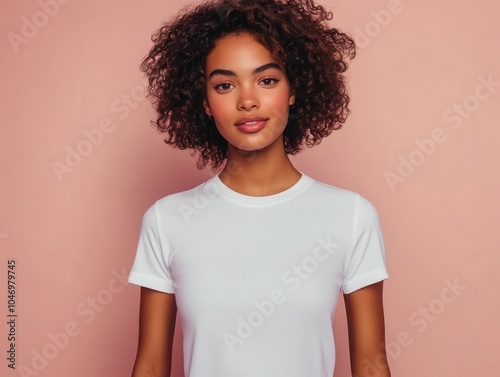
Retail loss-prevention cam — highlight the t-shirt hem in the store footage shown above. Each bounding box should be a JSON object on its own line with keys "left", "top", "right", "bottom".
{"left": 128, "top": 272, "right": 175, "bottom": 294}
{"left": 341, "top": 267, "right": 389, "bottom": 294}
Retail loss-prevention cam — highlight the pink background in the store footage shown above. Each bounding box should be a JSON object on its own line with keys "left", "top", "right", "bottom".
{"left": 1, "top": 0, "right": 499, "bottom": 376}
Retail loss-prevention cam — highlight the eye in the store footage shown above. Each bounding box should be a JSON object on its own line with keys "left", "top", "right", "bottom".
{"left": 213, "top": 82, "right": 234, "bottom": 92}
{"left": 260, "top": 76, "right": 280, "bottom": 87}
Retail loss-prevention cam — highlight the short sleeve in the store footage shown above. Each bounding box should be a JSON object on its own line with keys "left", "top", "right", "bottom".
{"left": 127, "top": 203, "right": 175, "bottom": 293}
{"left": 341, "top": 194, "right": 389, "bottom": 294}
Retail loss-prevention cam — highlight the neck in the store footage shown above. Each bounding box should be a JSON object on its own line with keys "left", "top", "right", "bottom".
{"left": 218, "top": 136, "right": 301, "bottom": 196}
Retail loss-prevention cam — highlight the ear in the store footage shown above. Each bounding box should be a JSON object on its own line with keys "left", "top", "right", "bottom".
{"left": 289, "top": 92, "right": 296, "bottom": 106}
{"left": 203, "top": 98, "right": 212, "bottom": 117}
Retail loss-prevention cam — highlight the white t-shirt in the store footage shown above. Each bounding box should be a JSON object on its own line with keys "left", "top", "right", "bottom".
{"left": 128, "top": 172, "right": 388, "bottom": 377}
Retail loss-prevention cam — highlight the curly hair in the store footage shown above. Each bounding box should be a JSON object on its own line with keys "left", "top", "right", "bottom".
{"left": 140, "top": 0, "right": 356, "bottom": 169}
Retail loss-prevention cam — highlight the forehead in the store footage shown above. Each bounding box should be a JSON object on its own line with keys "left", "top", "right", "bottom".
{"left": 205, "top": 33, "right": 278, "bottom": 73}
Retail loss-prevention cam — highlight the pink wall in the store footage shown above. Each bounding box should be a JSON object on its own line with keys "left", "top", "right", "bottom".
{"left": 1, "top": 0, "right": 498, "bottom": 376}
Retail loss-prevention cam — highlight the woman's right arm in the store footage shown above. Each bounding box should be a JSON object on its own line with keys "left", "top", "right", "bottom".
{"left": 131, "top": 287, "right": 177, "bottom": 377}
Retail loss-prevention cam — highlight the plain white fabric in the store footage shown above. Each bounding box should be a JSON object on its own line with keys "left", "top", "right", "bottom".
{"left": 128, "top": 172, "right": 388, "bottom": 377}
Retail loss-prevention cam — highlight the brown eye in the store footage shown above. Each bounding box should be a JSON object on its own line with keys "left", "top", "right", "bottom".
{"left": 214, "top": 82, "right": 234, "bottom": 92}
{"left": 260, "top": 77, "right": 279, "bottom": 86}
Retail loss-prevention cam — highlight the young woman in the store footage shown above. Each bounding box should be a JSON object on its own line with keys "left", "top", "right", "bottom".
{"left": 128, "top": 1, "right": 391, "bottom": 376}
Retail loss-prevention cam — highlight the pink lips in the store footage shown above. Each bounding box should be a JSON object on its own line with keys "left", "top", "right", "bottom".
{"left": 234, "top": 116, "right": 269, "bottom": 133}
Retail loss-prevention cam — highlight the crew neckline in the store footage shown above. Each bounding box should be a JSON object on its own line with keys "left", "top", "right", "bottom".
{"left": 211, "top": 172, "right": 312, "bottom": 206}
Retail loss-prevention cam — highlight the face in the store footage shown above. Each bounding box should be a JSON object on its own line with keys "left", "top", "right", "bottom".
{"left": 204, "top": 33, "right": 295, "bottom": 153}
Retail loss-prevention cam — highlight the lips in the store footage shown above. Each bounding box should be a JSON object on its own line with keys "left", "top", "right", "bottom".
{"left": 234, "top": 116, "right": 269, "bottom": 126}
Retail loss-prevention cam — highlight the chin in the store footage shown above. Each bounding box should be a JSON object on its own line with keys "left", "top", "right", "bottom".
{"left": 230, "top": 137, "right": 283, "bottom": 154}
{"left": 217, "top": 122, "right": 286, "bottom": 154}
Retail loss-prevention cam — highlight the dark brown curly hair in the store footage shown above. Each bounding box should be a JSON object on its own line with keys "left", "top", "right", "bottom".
{"left": 140, "top": 0, "right": 356, "bottom": 169}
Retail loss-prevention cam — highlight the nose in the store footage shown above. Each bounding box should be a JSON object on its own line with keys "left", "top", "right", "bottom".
{"left": 237, "top": 86, "right": 259, "bottom": 111}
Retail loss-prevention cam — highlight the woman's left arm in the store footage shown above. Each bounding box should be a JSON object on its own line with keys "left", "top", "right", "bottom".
{"left": 343, "top": 281, "right": 391, "bottom": 377}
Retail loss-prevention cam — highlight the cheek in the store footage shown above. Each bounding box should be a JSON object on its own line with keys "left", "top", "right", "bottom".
{"left": 271, "top": 90, "right": 291, "bottom": 108}
{"left": 206, "top": 94, "right": 230, "bottom": 118}
{"left": 266, "top": 90, "right": 291, "bottom": 124}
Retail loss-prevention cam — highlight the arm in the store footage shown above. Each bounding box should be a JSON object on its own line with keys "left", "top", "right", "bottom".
{"left": 131, "top": 287, "right": 177, "bottom": 377}
{"left": 343, "top": 281, "right": 391, "bottom": 377}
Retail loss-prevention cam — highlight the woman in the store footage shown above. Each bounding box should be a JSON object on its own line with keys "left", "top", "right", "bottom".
{"left": 128, "top": 1, "right": 391, "bottom": 376}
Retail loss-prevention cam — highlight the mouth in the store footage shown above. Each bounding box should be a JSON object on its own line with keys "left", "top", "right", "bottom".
{"left": 234, "top": 116, "right": 269, "bottom": 126}
{"left": 234, "top": 116, "right": 269, "bottom": 133}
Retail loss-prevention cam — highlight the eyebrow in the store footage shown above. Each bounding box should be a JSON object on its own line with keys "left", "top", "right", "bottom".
{"left": 208, "top": 62, "right": 282, "bottom": 79}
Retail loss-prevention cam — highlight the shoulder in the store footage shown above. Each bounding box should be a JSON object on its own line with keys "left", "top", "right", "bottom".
{"left": 152, "top": 177, "right": 215, "bottom": 206}
{"left": 302, "top": 175, "right": 381, "bottom": 223}
{"left": 140, "top": 177, "right": 219, "bottom": 221}
{"left": 306, "top": 177, "right": 356, "bottom": 199}
{"left": 305, "top": 175, "right": 373, "bottom": 207}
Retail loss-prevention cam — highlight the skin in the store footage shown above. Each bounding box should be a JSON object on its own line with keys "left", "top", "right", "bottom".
{"left": 345, "top": 282, "right": 391, "bottom": 377}
{"left": 131, "top": 288, "right": 177, "bottom": 377}
{"left": 131, "top": 33, "right": 391, "bottom": 377}
{"left": 203, "top": 33, "right": 301, "bottom": 196}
